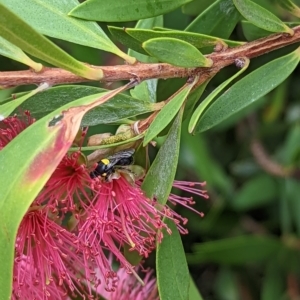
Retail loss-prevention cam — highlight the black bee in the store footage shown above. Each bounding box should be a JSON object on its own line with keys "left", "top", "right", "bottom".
{"left": 90, "top": 149, "right": 135, "bottom": 181}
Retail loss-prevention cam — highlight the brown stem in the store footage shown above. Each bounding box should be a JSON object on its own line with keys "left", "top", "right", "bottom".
{"left": 239, "top": 116, "right": 292, "bottom": 178}
{"left": 287, "top": 273, "right": 300, "bottom": 300}
{"left": 250, "top": 138, "right": 289, "bottom": 177}
{"left": 1, "top": 26, "right": 300, "bottom": 88}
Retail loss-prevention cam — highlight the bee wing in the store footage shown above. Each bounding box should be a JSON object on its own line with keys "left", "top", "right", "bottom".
{"left": 108, "top": 149, "right": 135, "bottom": 160}
{"left": 106, "top": 157, "right": 121, "bottom": 166}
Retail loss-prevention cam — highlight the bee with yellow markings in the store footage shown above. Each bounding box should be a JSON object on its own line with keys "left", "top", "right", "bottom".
{"left": 90, "top": 149, "right": 135, "bottom": 181}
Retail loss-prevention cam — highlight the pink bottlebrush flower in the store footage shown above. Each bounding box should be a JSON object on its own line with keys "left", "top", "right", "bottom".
{"left": 12, "top": 255, "right": 66, "bottom": 300}
{"left": 36, "top": 151, "right": 94, "bottom": 214}
{"left": 94, "top": 265, "right": 159, "bottom": 300}
{"left": 166, "top": 180, "right": 208, "bottom": 234}
{"left": 77, "top": 172, "right": 208, "bottom": 291}
{"left": 4, "top": 111, "right": 208, "bottom": 299}
{"left": 83, "top": 176, "right": 170, "bottom": 257}
{"left": 0, "top": 110, "right": 35, "bottom": 149}
{"left": 13, "top": 204, "right": 90, "bottom": 300}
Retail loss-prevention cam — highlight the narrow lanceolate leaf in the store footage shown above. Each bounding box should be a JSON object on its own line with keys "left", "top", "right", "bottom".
{"left": 189, "top": 58, "right": 249, "bottom": 133}
{"left": 130, "top": 79, "right": 158, "bottom": 103}
{"left": 126, "top": 28, "right": 229, "bottom": 49}
{"left": 13, "top": 85, "right": 160, "bottom": 126}
{"left": 277, "top": 0, "right": 300, "bottom": 18}
{"left": 142, "top": 109, "right": 183, "bottom": 205}
{"left": 109, "top": 26, "right": 149, "bottom": 55}
{"left": 194, "top": 48, "right": 300, "bottom": 133}
{"left": 134, "top": 15, "right": 164, "bottom": 30}
{"left": 0, "top": 36, "right": 42, "bottom": 71}
{"left": 143, "top": 38, "right": 213, "bottom": 68}
{"left": 231, "top": 175, "right": 276, "bottom": 211}
{"left": 241, "top": 20, "right": 271, "bottom": 41}
{"left": 183, "top": 81, "right": 210, "bottom": 120}
{"left": 185, "top": 0, "right": 241, "bottom": 39}
{"left": 69, "top": 0, "right": 193, "bottom": 22}
{"left": 0, "top": 3, "right": 102, "bottom": 80}
{"left": 0, "top": 83, "right": 133, "bottom": 300}
{"left": 242, "top": 21, "right": 299, "bottom": 40}
{"left": 0, "top": 0, "right": 134, "bottom": 63}
{"left": 233, "top": 0, "right": 294, "bottom": 35}
{"left": 0, "top": 83, "right": 49, "bottom": 120}
{"left": 156, "top": 219, "right": 190, "bottom": 300}
{"left": 187, "top": 236, "right": 281, "bottom": 265}
{"left": 111, "top": 26, "right": 242, "bottom": 56}
{"left": 144, "top": 77, "right": 197, "bottom": 146}
{"left": 182, "top": 0, "right": 213, "bottom": 16}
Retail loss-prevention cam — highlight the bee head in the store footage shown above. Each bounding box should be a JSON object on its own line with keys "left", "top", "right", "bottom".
{"left": 95, "top": 159, "right": 110, "bottom": 174}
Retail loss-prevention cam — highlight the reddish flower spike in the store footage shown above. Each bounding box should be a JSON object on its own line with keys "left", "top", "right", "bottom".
{"left": 0, "top": 111, "right": 35, "bottom": 149}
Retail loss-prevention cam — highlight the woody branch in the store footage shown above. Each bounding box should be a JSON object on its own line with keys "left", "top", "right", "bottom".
{"left": 1, "top": 26, "right": 300, "bottom": 89}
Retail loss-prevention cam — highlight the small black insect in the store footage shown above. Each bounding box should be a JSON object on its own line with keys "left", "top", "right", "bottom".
{"left": 90, "top": 149, "right": 135, "bottom": 181}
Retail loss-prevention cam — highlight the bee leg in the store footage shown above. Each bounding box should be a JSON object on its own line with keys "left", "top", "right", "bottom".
{"left": 90, "top": 171, "right": 96, "bottom": 179}
{"left": 104, "top": 168, "right": 115, "bottom": 182}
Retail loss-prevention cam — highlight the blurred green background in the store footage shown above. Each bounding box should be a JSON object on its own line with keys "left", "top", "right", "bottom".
{"left": 2, "top": 0, "right": 300, "bottom": 299}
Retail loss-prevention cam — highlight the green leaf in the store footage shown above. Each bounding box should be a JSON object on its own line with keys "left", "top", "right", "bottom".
{"left": 241, "top": 21, "right": 298, "bottom": 41}
{"left": 153, "top": 27, "right": 173, "bottom": 31}
{"left": 279, "top": 245, "right": 300, "bottom": 273}
{"left": 214, "top": 96, "right": 267, "bottom": 131}
{"left": 282, "top": 179, "right": 300, "bottom": 237}
{"left": 231, "top": 174, "right": 277, "bottom": 211}
{"left": 150, "top": 27, "right": 245, "bottom": 48}
{"left": 282, "top": 123, "right": 300, "bottom": 164}
{"left": 0, "top": 83, "right": 132, "bottom": 299}
{"left": 0, "top": 84, "right": 49, "bottom": 119}
{"left": 277, "top": 0, "right": 300, "bottom": 18}
{"left": 69, "top": 0, "right": 193, "bottom": 22}
{"left": 11, "top": 85, "right": 158, "bottom": 126}
{"left": 126, "top": 28, "right": 243, "bottom": 49}
{"left": 134, "top": 16, "right": 164, "bottom": 30}
{"left": 0, "top": 3, "right": 102, "bottom": 80}
{"left": 142, "top": 109, "right": 183, "bottom": 205}
{"left": 188, "top": 236, "right": 281, "bottom": 265}
{"left": 130, "top": 79, "right": 158, "bottom": 103}
{"left": 0, "top": 36, "right": 42, "bottom": 71}
{"left": 144, "top": 78, "right": 196, "bottom": 146}
{"left": 111, "top": 26, "right": 243, "bottom": 56}
{"left": 189, "top": 276, "right": 204, "bottom": 300}
{"left": 233, "top": 0, "right": 294, "bottom": 35}
{"left": 252, "top": 0, "right": 279, "bottom": 13}
{"left": 215, "top": 268, "right": 239, "bottom": 300}
{"left": 261, "top": 262, "right": 285, "bottom": 300}
{"left": 241, "top": 20, "right": 271, "bottom": 41}
{"left": 182, "top": 0, "right": 215, "bottom": 16}
{"left": 143, "top": 38, "right": 213, "bottom": 67}
{"left": 109, "top": 26, "right": 149, "bottom": 56}
{"left": 0, "top": 0, "right": 134, "bottom": 63}
{"left": 185, "top": 0, "right": 241, "bottom": 39}
{"left": 263, "top": 78, "right": 289, "bottom": 123}
{"left": 183, "top": 81, "right": 209, "bottom": 120}
{"left": 156, "top": 219, "right": 190, "bottom": 300}
{"left": 189, "top": 58, "right": 249, "bottom": 133}
{"left": 194, "top": 48, "right": 300, "bottom": 133}
{"left": 279, "top": 179, "right": 293, "bottom": 234}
